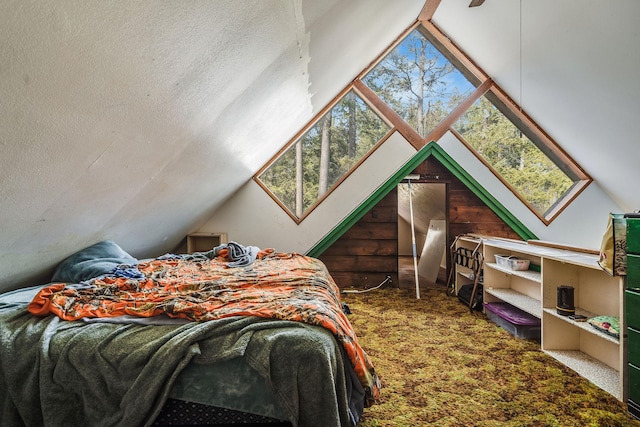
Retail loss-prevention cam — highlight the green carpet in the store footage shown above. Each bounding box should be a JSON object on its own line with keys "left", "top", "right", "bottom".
{"left": 343, "top": 287, "right": 640, "bottom": 427}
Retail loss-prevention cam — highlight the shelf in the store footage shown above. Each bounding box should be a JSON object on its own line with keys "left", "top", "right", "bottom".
{"left": 454, "top": 235, "right": 625, "bottom": 402}
{"left": 542, "top": 308, "right": 620, "bottom": 345}
{"left": 543, "top": 350, "right": 621, "bottom": 400}
{"left": 485, "top": 288, "right": 540, "bottom": 317}
{"left": 484, "top": 238, "right": 601, "bottom": 269}
{"left": 453, "top": 235, "right": 625, "bottom": 401}
{"left": 186, "top": 232, "right": 228, "bottom": 253}
{"left": 485, "top": 262, "right": 541, "bottom": 283}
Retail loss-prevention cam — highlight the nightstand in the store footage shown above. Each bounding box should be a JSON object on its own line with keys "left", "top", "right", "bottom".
{"left": 186, "top": 232, "right": 228, "bottom": 253}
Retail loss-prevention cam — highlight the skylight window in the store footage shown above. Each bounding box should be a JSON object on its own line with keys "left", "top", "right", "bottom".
{"left": 257, "top": 90, "right": 391, "bottom": 221}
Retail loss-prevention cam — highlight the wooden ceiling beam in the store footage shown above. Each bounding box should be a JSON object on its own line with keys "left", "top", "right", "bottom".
{"left": 418, "top": 0, "right": 440, "bottom": 22}
{"left": 469, "top": 0, "right": 486, "bottom": 7}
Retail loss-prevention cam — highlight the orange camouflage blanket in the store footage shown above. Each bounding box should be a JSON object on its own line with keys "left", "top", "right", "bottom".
{"left": 28, "top": 248, "right": 380, "bottom": 405}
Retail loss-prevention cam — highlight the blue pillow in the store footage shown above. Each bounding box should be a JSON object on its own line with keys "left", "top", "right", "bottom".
{"left": 51, "top": 240, "right": 137, "bottom": 283}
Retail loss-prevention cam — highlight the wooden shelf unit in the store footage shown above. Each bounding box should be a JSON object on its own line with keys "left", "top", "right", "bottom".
{"left": 453, "top": 236, "right": 626, "bottom": 401}
{"left": 482, "top": 240, "right": 543, "bottom": 318}
{"left": 186, "top": 232, "right": 228, "bottom": 253}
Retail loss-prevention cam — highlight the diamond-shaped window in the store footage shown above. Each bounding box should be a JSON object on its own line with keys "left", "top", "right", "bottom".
{"left": 257, "top": 90, "right": 391, "bottom": 221}
{"left": 257, "top": 21, "right": 590, "bottom": 225}
{"left": 362, "top": 28, "right": 477, "bottom": 138}
{"left": 453, "top": 92, "right": 578, "bottom": 216}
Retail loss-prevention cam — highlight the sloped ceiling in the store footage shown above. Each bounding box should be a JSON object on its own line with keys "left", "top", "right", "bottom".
{"left": 433, "top": 0, "right": 640, "bottom": 213}
{"left": 1, "top": 0, "right": 639, "bottom": 291}
{"left": 0, "top": 0, "right": 424, "bottom": 290}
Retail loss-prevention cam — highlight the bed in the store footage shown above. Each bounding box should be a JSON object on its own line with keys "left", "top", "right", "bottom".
{"left": 0, "top": 241, "right": 379, "bottom": 427}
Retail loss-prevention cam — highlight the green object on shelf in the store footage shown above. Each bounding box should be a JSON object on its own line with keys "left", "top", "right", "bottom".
{"left": 587, "top": 315, "right": 620, "bottom": 339}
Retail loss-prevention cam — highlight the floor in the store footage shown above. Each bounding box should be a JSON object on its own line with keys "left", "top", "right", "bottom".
{"left": 397, "top": 255, "right": 447, "bottom": 290}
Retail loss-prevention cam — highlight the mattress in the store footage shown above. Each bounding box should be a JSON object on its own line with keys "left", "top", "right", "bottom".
{"left": 0, "top": 241, "right": 377, "bottom": 427}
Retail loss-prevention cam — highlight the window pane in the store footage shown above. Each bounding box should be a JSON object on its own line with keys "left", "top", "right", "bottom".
{"left": 259, "top": 90, "right": 391, "bottom": 219}
{"left": 362, "top": 28, "right": 476, "bottom": 138}
{"left": 453, "top": 95, "right": 576, "bottom": 216}
{"left": 258, "top": 144, "right": 298, "bottom": 214}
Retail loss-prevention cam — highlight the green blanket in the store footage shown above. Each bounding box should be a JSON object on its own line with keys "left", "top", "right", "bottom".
{"left": 0, "top": 306, "right": 353, "bottom": 427}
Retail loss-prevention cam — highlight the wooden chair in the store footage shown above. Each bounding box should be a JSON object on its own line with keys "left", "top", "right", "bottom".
{"left": 446, "top": 235, "right": 484, "bottom": 311}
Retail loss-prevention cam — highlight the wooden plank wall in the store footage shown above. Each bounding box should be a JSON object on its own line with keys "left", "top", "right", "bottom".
{"left": 319, "top": 190, "right": 399, "bottom": 289}
{"left": 319, "top": 156, "right": 521, "bottom": 289}
{"left": 421, "top": 158, "right": 522, "bottom": 241}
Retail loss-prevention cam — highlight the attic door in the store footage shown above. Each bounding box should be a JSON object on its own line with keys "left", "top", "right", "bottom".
{"left": 397, "top": 181, "right": 447, "bottom": 288}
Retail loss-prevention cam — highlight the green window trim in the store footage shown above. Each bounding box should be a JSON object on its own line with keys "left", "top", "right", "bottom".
{"left": 306, "top": 141, "right": 536, "bottom": 258}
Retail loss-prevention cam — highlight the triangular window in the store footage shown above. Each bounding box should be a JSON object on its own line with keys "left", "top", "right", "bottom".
{"left": 256, "top": 18, "right": 590, "bottom": 224}
{"left": 256, "top": 89, "right": 392, "bottom": 221}
{"left": 453, "top": 92, "right": 578, "bottom": 217}
{"left": 362, "top": 27, "right": 476, "bottom": 138}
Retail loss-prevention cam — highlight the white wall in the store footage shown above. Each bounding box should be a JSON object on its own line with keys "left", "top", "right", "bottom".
{"left": 204, "top": 126, "right": 623, "bottom": 255}
{"left": 439, "top": 131, "right": 623, "bottom": 250}
{"left": 1, "top": 0, "right": 637, "bottom": 293}
{"left": 200, "top": 132, "right": 417, "bottom": 252}
{"left": 433, "top": 0, "right": 640, "bottom": 213}
{"left": 0, "top": 0, "right": 424, "bottom": 293}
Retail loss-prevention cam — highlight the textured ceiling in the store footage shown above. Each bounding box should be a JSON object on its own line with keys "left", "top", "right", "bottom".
{"left": 0, "top": 0, "right": 424, "bottom": 290}
{"left": 1, "top": 0, "right": 639, "bottom": 291}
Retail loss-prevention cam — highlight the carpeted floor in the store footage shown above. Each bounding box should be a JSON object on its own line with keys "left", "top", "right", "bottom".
{"left": 342, "top": 287, "right": 640, "bottom": 427}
